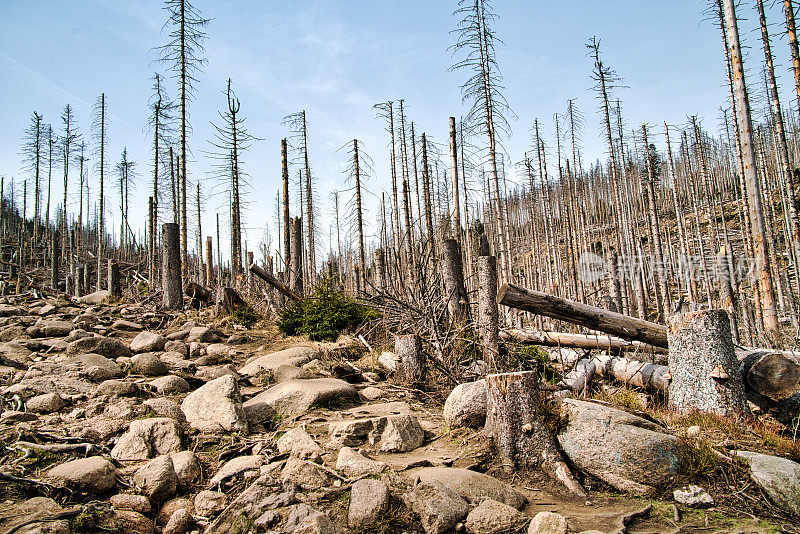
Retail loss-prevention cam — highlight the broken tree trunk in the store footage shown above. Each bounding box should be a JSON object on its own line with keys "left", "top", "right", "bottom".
{"left": 107, "top": 260, "right": 120, "bottom": 299}
{"left": 162, "top": 222, "right": 182, "bottom": 310}
{"left": 185, "top": 281, "right": 212, "bottom": 309}
{"left": 500, "top": 329, "right": 662, "bottom": 353}
{"left": 558, "top": 358, "right": 597, "bottom": 396}
{"left": 497, "top": 283, "right": 668, "bottom": 348}
{"left": 216, "top": 286, "right": 246, "bottom": 314}
{"left": 667, "top": 309, "right": 750, "bottom": 419}
{"left": 739, "top": 349, "right": 800, "bottom": 401}
{"left": 289, "top": 216, "right": 303, "bottom": 297}
{"left": 395, "top": 334, "right": 425, "bottom": 386}
{"left": 50, "top": 230, "right": 59, "bottom": 291}
{"left": 478, "top": 254, "right": 500, "bottom": 369}
{"left": 484, "top": 371, "right": 586, "bottom": 497}
{"left": 249, "top": 263, "right": 301, "bottom": 302}
{"left": 441, "top": 238, "right": 469, "bottom": 323}
{"left": 206, "top": 236, "right": 214, "bottom": 288}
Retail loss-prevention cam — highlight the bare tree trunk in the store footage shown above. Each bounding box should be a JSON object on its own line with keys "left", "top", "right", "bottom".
{"left": 441, "top": 238, "right": 469, "bottom": 322}
{"left": 206, "top": 236, "right": 214, "bottom": 288}
{"left": 289, "top": 216, "right": 303, "bottom": 297}
{"left": 449, "top": 117, "right": 462, "bottom": 242}
{"left": 722, "top": 0, "right": 780, "bottom": 341}
{"left": 478, "top": 237, "right": 500, "bottom": 369}
{"left": 282, "top": 138, "right": 290, "bottom": 275}
{"left": 162, "top": 222, "right": 182, "bottom": 309}
{"left": 108, "top": 260, "right": 120, "bottom": 299}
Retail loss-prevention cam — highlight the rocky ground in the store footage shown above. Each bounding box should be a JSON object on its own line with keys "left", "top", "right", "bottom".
{"left": 0, "top": 291, "right": 796, "bottom": 533}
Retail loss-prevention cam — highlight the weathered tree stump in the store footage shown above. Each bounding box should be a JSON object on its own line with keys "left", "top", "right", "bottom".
{"left": 75, "top": 264, "right": 85, "bottom": 296}
{"left": 216, "top": 287, "right": 246, "bottom": 314}
{"left": 441, "top": 238, "right": 469, "bottom": 323}
{"left": 185, "top": 281, "right": 212, "bottom": 309}
{"left": 395, "top": 334, "right": 425, "bottom": 386}
{"left": 484, "top": 371, "right": 585, "bottom": 496}
{"left": 478, "top": 255, "right": 499, "bottom": 369}
{"left": 374, "top": 248, "right": 386, "bottom": 293}
{"left": 667, "top": 309, "right": 750, "bottom": 419}
{"left": 107, "top": 260, "right": 121, "bottom": 298}
{"left": 162, "top": 222, "right": 182, "bottom": 310}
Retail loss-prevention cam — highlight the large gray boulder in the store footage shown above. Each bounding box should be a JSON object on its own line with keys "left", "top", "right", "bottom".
{"left": 415, "top": 467, "right": 526, "bottom": 509}
{"left": 130, "top": 353, "right": 168, "bottom": 376}
{"left": 404, "top": 481, "right": 470, "bottom": 534}
{"left": 68, "top": 353, "right": 124, "bottom": 382}
{"left": 443, "top": 379, "right": 486, "bottom": 429}
{"left": 733, "top": 450, "right": 800, "bottom": 517}
{"left": 336, "top": 446, "right": 386, "bottom": 477}
{"left": 111, "top": 417, "right": 183, "bottom": 460}
{"left": 181, "top": 374, "right": 248, "bottom": 433}
{"left": 557, "top": 399, "right": 681, "bottom": 496}
{"left": 328, "top": 414, "right": 424, "bottom": 452}
{"left": 244, "top": 378, "right": 358, "bottom": 417}
{"left": 238, "top": 346, "right": 315, "bottom": 376}
{"left": 277, "top": 427, "right": 324, "bottom": 460}
{"left": 47, "top": 456, "right": 117, "bottom": 492}
{"left": 66, "top": 336, "right": 132, "bottom": 359}
{"left": 130, "top": 331, "right": 166, "bottom": 353}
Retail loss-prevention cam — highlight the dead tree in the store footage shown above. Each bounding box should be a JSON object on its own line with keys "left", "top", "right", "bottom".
{"left": 477, "top": 235, "right": 500, "bottom": 368}
{"left": 667, "top": 309, "right": 750, "bottom": 419}
{"left": 92, "top": 93, "right": 108, "bottom": 290}
{"left": 107, "top": 260, "right": 120, "bottom": 298}
{"left": 441, "top": 238, "right": 469, "bottom": 322}
{"left": 162, "top": 222, "right": 182, "bottom": 309}
{"left": 484, "top": 371, "right": 585, "bottom": 496}
{"left": 289, "top": 216, "right": 303, "bottom": 297}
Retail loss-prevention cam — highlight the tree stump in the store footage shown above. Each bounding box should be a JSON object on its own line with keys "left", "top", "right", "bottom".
{"left": 478, "top": 255, "right": 499, "bottom": 369}
{"left": 667, "top": 309, "right": 750, "bottom": 419}
{"left": 107, "top": 260, "right": 121, "bottom": 298}
{"left": 441, "top": 238, "right": 469, "bottom": 323}
{"left": 216, "top": 287, "right": 246, "bottom": 314}
{"left": 395, "top": 334, "right": 425, "bottom": 386}
{"left": 162, "top": 222, "right": 182, "bottom": 310}
{"left": 485, "top": 371, "right": 585, "bottom": 496}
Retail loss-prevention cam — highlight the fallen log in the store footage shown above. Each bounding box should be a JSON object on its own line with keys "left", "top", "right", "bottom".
{"left": 184, "top": 281, "right": 212, "bottom": 309}
{"left": 249, "top": 263, "right": 301, "bottom": 302}
{"left": 500, "top": 329, "right": 664, "bottom": 353}
{"left": 497, "top": 283, "right": 668, "bottom": 348}
{"left": 738, "top": 349, "right": 800, "bottom": 401}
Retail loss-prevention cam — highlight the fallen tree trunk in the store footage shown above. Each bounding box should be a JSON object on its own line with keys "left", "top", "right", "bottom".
{"left": 249, "top": 263, "right": 301, "bottom": 302}
{"left": 738, "top": 349, "right": 800, "bottom": 401}
{"left": 497, "top": 283, "right": 668, "bottom": 348}
{"left": 184, "top": 282, "right": 212, "bottom": 309}
{"left": 501, "top": 329, "right": 663, "bottom": 353}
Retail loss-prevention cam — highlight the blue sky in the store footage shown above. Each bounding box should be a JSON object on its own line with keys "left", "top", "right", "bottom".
{"left": 0, "top": 0, "right": 791, "bottom": 264}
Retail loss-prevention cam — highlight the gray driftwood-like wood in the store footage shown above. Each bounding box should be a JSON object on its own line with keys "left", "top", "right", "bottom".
{"left": 107, "top": 260, "right": 120, "bottom": 298}
{"left": 497, "top": 283, "right": 668, "bottom": 348}
{"left": 441, "top": 238, "right": 469, "bottom": 322}
{"left": 478, "top": 255, "right": 500, "bottom": 368}
{"left": 162, "top": 222, "right": 182, "bottom": 310}
{"left": 667, "top": 309, "right": 750, "bottom": 419}
{"left": 250, "top": 263, "right": 301, "bottom": 302}
{"left": 395, "top": 334, "right": 425, "bottom": 386}
{"left": 500, "top": 329, "right": 660, "bottom": 352}
{"left": 484, "top": 371, "right": 585, "bottom": 496}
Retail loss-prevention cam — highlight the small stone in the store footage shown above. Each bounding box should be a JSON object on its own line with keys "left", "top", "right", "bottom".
{"left": 130, "top": 353, "right": 168, "bottom": 376}
{"left": 130, "top": 332, "right": 166, "bottom": 354}
{"left": 361, "top": 386, "right": 384, "bottom": 400}
{"left": 143, "top": 398, "right": 186, "bottom": 422}
{"left": 157, "top": 497, "right": 194, "bottom": 526}
{"left": 149, "top": 375, "right": 190, "bottom": 395}
{"left": 349, "top": 478, "right": 390, "bottom": 530}
{"left": 405, "top": 481, "right": 469, "bottom": 534}
{"left": 194, "top": 490, "right": 228, "bottom": 517}
{"left": 47, "top": 456, "right": 116, "bottom": 493}
{"left": 164, "top": 340, "right": 188, "bottom": 356}
{"left": 187, "top": 326, "right": 220, "bottom": 343}
{"left": 111, "top": 417, "right": 182, "bottom": 461}
{"left": 686, "top": 425, "right": 701, "bottom": 437}
{"left": 95, "top": 379, "right": 138, "bottom": 397}
{"left": 114, "top": 510, "right": 154, "bottom": 534}
{"left": 277, "top": 427, "right": 324, "bottom": 460}
{"left": 673, "top": 485, "right": 714, "bottom": 507}
{"left": 110, "top": 493, "right": 152, "bottom": 515}
{"left": 208, "top": 455, "right": 265, "bottom": 488}
{"left": 181, "top": 374, "right": 248, "bottom": 433}
{"left": 170, "top": 450, "right": 201, "bottom": 486}
{"left": 444, "top": 379, "right": 487, "bottom": 429}
{"left": 163, "top": 508, "right": 193, "bottom": 534}
{"left": 26, "top": 392, "right": 64, "bottom": 413}
{"left": 133, "top": 455, "right": 178, "bottom": 504}
{"left": 281, "top": 456, "right": 333, "bottom": 487}
{"left": 336, "top": 446, "right": 386, "bottom": 477}
{"left": 528, "top": 512, "right": 568, "bottom": 534}
{"left": 464, "top": 499, "right": 528, "bottom": 533}
{"left": 274, "top": 363, "right": 314, "bottom": 382}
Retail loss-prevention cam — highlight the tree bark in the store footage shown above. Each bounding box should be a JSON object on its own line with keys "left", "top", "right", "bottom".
{"left": 667, "top": 309, "right": 750, "bottom": 419}
{"left": 289, "top": 216, "right": 303, "bottom": 297}
{"left": 162, "top": 222, "right": 182, "bottom": 310}
{"left": 250, "top": 263, "right": 301, "bottom": 302}
{"left": 395, "top": 334, "right": 425, "bottom": 386}
{"left": 441, "top": 238, "right": 469, "bottom": 323}
{"left": 484, "top": 371, "right": 585, "bottom": 496}
{"left": 478, "top": 254, "right": 500, "bottom": 369}
{"left": 107, "top": 260, "right": 120, "bottom": 299}
{"left": 206, "top": 236, "right": 214, "bottom": 288}
{"left": 500, "top": 329, "right": 659, "bottom": 353}
{"left": 498, "top": 283, "right": 668, "bottom": 348}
